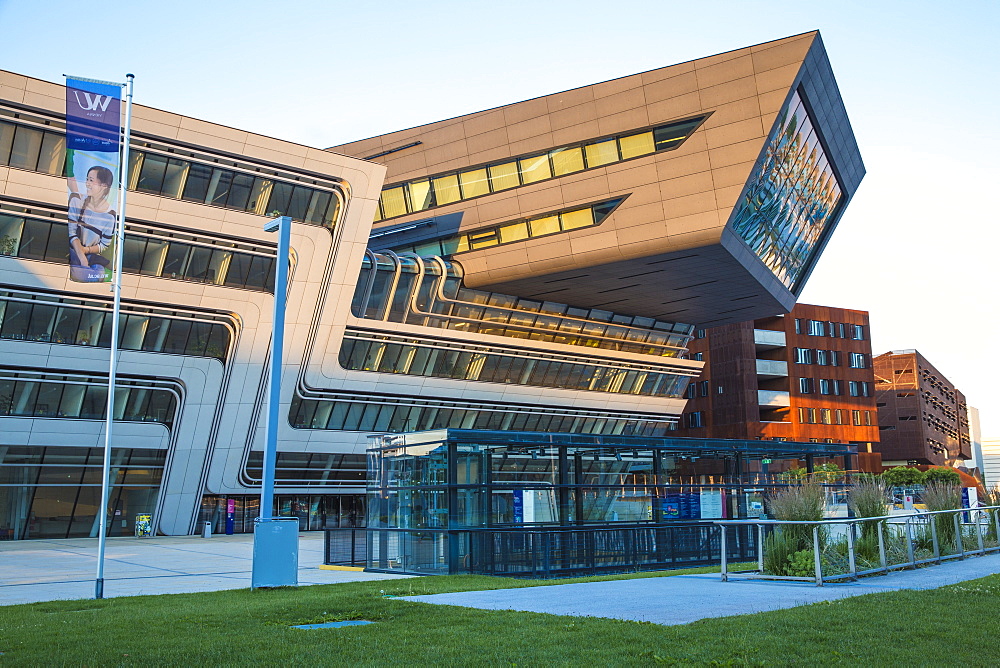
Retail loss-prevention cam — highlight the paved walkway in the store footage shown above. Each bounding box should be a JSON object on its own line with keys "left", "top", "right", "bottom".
{"left": 0, "top": 533, "right": 410, "bottom": 606}
{"left": 404, "top": 553, "right": 1000, "bottom": 626}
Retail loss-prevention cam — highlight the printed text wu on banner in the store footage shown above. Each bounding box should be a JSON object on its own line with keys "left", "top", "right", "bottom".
{"left": 65, "top": 77, "right": 121, "bottom": 283}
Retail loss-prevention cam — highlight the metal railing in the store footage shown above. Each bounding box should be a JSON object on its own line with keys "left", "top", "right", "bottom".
{"left": 360, "top": 523, "right": 758, "bottom": 578}
{"left": 715, "top": 504, "right": 1000, "bottom": 586}
{"left": 324, "top": 528, "right": 367, "bottom": 566}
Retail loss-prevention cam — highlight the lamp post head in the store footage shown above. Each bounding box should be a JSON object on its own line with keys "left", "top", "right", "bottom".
{"left": 264, "top": 215, "right": 291, "bottom": 233}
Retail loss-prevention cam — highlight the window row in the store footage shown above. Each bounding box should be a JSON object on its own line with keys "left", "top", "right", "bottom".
{"left": 289, "top": 396, "right": 675, "bottom": 438}
{"left": 244, "top": 452, "right": 366, "bottom": 484}
{"left": 793, "top": 348, "right": 841, "bottom": 366}
{"left": 684, "top": 380, "right": 710, "bottom": 399}
{"left": 797, "top": 378, "right": 873, "bottom": 397}
{"left": 387, "top": 199, "right": 623, "bottom": 257}
{"left": 794, "top": 318, "right": 865, "bottom": 340}
{"left": 0, "top": 118, "right": 342, "bottom": 226}
{"left": 0, "top": 378, "right": 178, "bottom": 427}
{"left": 338, "top": 335, "right": 688, "bottom": 398}
{"left": 351, "top": 252, "right": 692, "bottom": 358}
{"left": 0, "top": 213, "right": 276, "bottom": 292}
{"left": 798, "top": 407, "right": 873, "bottom": 426}
{"left": 373, "top": 116, "right": 705, "bottom": 221}
{"left": 0, "top": 298, "right": 231, "bottom": 360}
{"left": 0, "top": 445, "right": 165, "bottom": 487}
{"left": 685, "top": 411, "right": 705, "bottom": 428}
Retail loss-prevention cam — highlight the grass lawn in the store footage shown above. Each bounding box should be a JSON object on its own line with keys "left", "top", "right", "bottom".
{"left": 1, "top": 567, "right": 999, "bottom": 666}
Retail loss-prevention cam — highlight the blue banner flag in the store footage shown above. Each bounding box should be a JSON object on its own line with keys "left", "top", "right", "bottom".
{"left": 65, "top": 77, "right": 122, "bottom": 282}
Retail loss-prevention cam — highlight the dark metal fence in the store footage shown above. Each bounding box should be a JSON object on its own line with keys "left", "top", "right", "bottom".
{"left": 465, "top": 523, "right": 757, "bottom": 578}
{"left": 355, "top": 523, "right": 757, "bottom": 577}
{"left": 324, "top": 528, "right": 367, "bottom": 566}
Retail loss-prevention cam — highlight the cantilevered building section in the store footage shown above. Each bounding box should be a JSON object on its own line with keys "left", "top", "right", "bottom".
{"left": 332, "top": 31, "right": 864, "bottom": 327}
{"left": 0, "top": 31, "right": 862, "bottom": 539}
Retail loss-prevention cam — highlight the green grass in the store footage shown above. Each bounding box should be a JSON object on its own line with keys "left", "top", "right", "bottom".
{"left": 2, "top": 567, "right": 999, "bottom": 666}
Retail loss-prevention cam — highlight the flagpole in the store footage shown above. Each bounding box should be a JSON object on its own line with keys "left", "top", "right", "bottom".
{"left": 95, "top": 73, "right": 134, "bottom": 600}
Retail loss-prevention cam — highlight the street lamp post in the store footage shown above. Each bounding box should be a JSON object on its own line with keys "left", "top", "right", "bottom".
{"left": 251, "top": 215, "right": 299, "bottom": 589}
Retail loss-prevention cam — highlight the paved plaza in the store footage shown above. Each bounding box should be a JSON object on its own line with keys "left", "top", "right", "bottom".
{"left": 0, "top": 532, "right": 409, "bottom": 606}
{"left": 403, "top": 552, "right": 1000, "bottom": 626}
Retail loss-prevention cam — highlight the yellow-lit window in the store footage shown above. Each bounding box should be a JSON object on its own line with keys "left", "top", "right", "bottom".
{"left": 468, "top": 229, "right": 500, "bottom": 250}
{"left": 459, "top": 168, "right": 490, "bottom": 199}
{"left": 488, "top": 162, "right": 520, "bottom": 191}
{"left": 499, "top": 221, "right": 529, "bottom": 243}
{"left": 380, "top": 186, "right": 408, "bottom": 218}
{"left": 550, "top": 147, "right": 584, "bottom": 176}
{"left": 529, "top": 215, "right": 560, "bottom": 236}
{"left": 519, "top": 154, "right": 552, "bottom": 184}
{"left": 409, "top": 179, "right": 433, "bottom": 212}
{"left": 560, "top": 208, "right": 594, "bottom": 231}
{"left": 584, "top": 140, "right": 618, "bottom": 168}
{"left": 618, "top": 132, "right": 655, "bottom": 159}
{"left": 454, "top": 236, "right": 470, "bottom": 253}
{"left": 433, "top": 174, "right": 461, "bottom": 205}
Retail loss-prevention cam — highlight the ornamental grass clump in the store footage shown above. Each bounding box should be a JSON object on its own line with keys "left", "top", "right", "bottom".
{"left": 762, "top": 482, "right": 826, "bottom": 576}
{"left": 848, "top": 478, "right": 890, "bottom": 560}
{"left": 921, "top": 480, "right": 962, "bottom": 551}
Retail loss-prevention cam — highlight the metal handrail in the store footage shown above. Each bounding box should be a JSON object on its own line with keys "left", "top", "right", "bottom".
{"left": 715, "top": 504, "right": 1000, "bottom": 586}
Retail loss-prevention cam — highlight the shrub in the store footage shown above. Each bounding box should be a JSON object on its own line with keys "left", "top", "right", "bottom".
{"left": 882, "top": 466, "right": 926, "bottom": 487}
{"left": 762, "top": 483, "right": 826, "bottom": 575}
{"left": 924, "top": 467, "right": 961, "bottom": 486}
{"left": 762, "top": 531, "right": 797, "bottom": 576}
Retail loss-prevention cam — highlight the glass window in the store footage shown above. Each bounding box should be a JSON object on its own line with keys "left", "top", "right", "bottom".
{"left": 286, "top": 185, "right": 312, "bottom": 221}
{"left": 488, "top": 162, "right": 520, "bottom": 191}
{"left": 207, "top": 169, "right": 235, "bottom": 207}
{"left": 9, "top": 126, "right": 43, "bottom": 170}
{"left": 18, "top": 218, "right": 53, "bottom": 261}
{"left": 227, "top": 173, "right": 256, "bottom": 212}
{"left": 161, "top": 158, "right": 189, "bottom": 199}
{"left": 267, "top": 180, "right": 295, "bottom": 216}
{"left": 584, "top": 139, "right": 618, "bottom": 168}
{"left": 799, "top": 377, "right": 814, "bottom": 393}
{"left": 0, "top": 122, "right": 15, "bottom": 164}
{"left": 305, "top": 190, "right": 333, "bottom": 224}
{"left": 550, "top": 147, "right": 584, "bottom": 176}
{"left": 529, "top": 215, "right": 560, "bottom": 236}
{"left": 136, "top": 153, "right": 168, "bottom": 193}
{"left": 498, "top": 222, "right": 529, "bottom": 244}
{"left": 618, "top": 132, "right": 655, "bottom": 160}
{"left": 37, "top": 132, "right": 65, "bottom": 175}
{"left": 161, "top": 243, "right": 190, "bottom": 278}
{"left": 184, "top": 246, "right": 214, "bottom": 282}
{"left": 223, "top": 252, "right": 252, "bottom": 288}
{"left": 161, "top": 319, "right": 191, "bottom": 354}
{"left": 182, "top": 162, "right": 213, "bottom": 203}
{"left": 459, "top": 168, "right": 490, "bottom": 199}
{"left": 0, "top": 302, "right": 30, "bottom": 339}
{"left": 519, "top": 154, "right": 552, "bottom": 184}
{"left": 121, "top": 237, "right": 147, "bottom": 273}
{"left": 51, "top": 307, "right": 82, "bottom": 345}
{"left": 408, "top": 179, "right": 434, "bottom": 212}
{"left": 559, "top": 208, "right": 594, "bottom": 231}
{"left": 468, "top": 229, "right": 499, "bottom": 250}
{"left": 431, "top": 174, "right": 461, "bottom": 206}
{"left": 379, "top": 186, "right": 408, "bottom": 218}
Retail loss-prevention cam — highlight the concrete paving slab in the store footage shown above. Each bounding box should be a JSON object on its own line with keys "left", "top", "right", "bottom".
{"left": 0, "top": 533, "right": 411, "bottom": 606}
{"left": 403, "top": 553, "right": 1000, "bottom": 626}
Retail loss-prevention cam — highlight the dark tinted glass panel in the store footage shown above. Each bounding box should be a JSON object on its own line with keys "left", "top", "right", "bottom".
{"left": 0, "top": 303, "right": 30, "bottom": 338}
{"left": 267, "top": 181, "right": 294, "bottom": 215}
{"left": 18, "top": 219, "right": 52, "bottom": 260}
{"left": 245, "top": 256, "right": 273, "bottom": 291}
{"left": 26, "top": 304, "right": 56, "bottom": 340}
{"left": 208, "top": 170, "right": 235, "bottom": 207}
{"left": 227, "top": 173, "right": 255, "bottom": 211}
{"left": 161, "top": 319, "right": 191, "bottom": 354}
{"left": 184, "top": 246, "right": 213, "bottom": 282}
{"left": 186, "top": 321, "right": 212, "bottom": 356}
{"left": 286, "top": 186, "right": 311, "bottom": 221}
{"left": 182, "top": 162, "right": 213, "bottom": 203}
{"left": 223, "top": 253, "right": 252, "bottom": 288}
{"left": 305, "top": 191, "right": 332, "bottom": 225}
{"left": 122, "top": 237, "right": 147, "bottom": 272}
{"left": 52, "top": 308, "right": 82, "bottom": 344}
{"left": 136, "top": 153, "right": 168, "bottom": 193}
{"left": 162, "top": 243, "right": 190, "bottom": 278}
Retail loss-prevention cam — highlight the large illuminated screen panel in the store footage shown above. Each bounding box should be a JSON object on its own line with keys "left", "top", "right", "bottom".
{"left": 730, "top": 90, "right": 842, "bottom": 290}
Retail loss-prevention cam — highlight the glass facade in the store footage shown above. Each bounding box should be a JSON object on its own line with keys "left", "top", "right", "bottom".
{"left": 351, "top": 252, "right": 693, "bottom": 357}
{"left": 0, "top": 115, "right": 342, "bottom": 226}
{"left": 730, "top": 90, "right": 842, "bottom": 289}
{"left": 0, "top": 291, "right": 232, "bottom": 361}
{"left": 0, "top": 212, "right": 276, "bottom": 292}
{"left": 0, "top": 446, "right": 164, "bottom": 540}
{"left": 243, "top": 451, "right": 366, "bottom": 487}
{"left": 373, "top": 116, "right": 705, "bottom": 221}
{"left": 366, "top": 430, "right": 857, "bottom": 574}
{"left": 198, "top": 494, "right": 365, "bottom": 534}
{"left": 386, "top": 198, "right": 624, "bottom": 257}
{"left": 0, "top": 370, "right": 179, "bottom": 427}
{"left": 339, "top": 330, "right": 692, "bottom": 398}
{"left": 290, "top": 393, "right": 676, "bottom": 437}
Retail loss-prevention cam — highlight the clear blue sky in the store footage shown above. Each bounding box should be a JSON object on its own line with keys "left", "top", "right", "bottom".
{"left": 1, "top": 0, "right": 998, "bottom": 437}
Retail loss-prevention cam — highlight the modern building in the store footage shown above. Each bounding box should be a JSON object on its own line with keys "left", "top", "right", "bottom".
{"left": 981, "top": 438, "right": 1000, "bottom": 490}
{"left": 0, "top": 30, "right": 864, "bottom": 540}
{"left": 873, "top": 350, "right": 971, "bottom": 467}
{"left": 672, "top": 304, "right": 879, "bottom": 466}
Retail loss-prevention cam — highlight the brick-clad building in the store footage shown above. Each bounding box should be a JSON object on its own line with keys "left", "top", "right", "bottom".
{"left": 675, "top": 304, "right": 880, "bottom": 462}
{"left": 873, "top": 350, "right": 971, "bottom": 467}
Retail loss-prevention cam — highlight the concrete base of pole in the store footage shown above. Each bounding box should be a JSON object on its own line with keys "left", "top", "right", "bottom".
{"left": 95, "top": 578, "right": 104, "bottom": 599}
{"left": 251, "top": 517, "right": 299, "bottom": 589}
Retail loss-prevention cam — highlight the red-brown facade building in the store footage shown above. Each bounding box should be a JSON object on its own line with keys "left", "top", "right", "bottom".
{"left": 674, "top": 304, "right": 880, "bottom": 463}
{"left": 873, "top": 350, "right": 971, "bottom": 467}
